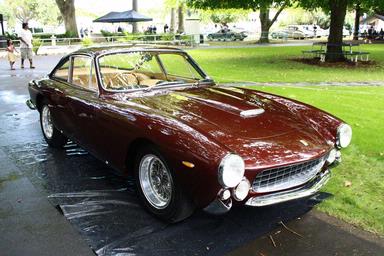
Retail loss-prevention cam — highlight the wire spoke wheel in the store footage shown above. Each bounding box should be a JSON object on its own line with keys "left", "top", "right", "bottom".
{"left": 139, "top": 154, "right": 173, "bottom": 209}
{"left": 41, "top": 105, "right": 53, "bottom": 139}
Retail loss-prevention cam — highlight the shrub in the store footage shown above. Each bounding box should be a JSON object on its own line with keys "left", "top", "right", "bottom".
{"left": 81, "top": 37, "right": 93, "bottom": 47}
{"left": 5, "top": 32, "right": 18, "bottom": 41}
{"left": 161, "top": 33, "right": 175, "bottom": 41}
{"left": 32, "top": 38, "right": 43, "bottom": 54}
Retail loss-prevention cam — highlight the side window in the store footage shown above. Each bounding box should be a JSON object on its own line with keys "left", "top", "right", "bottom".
{"left": 71, "top": 56, "right": 98, "bottom": 91}
{"left": 53, "top": 59, "right": 70, "bottom": 81}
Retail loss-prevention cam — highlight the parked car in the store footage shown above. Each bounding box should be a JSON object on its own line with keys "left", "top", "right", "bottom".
{"left": 270, "top": 30, "right": 289, "bottom": 39}
{"left": 207, "top": 29, "right": 248, "bottom": 41}
{"left": 287, "top": 25, "right": 315, "bottom": 39}
{"left": 26, "top": 45, "right": 352, "bottom": 223}
{"left": 271, "top": 29, "right": 307, "bottom": 39}
{"left": 289, "top": 25, "right": 328, "bottom": 38}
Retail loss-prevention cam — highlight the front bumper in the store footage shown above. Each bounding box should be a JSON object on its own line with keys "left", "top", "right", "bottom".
{"left": 245, "top": 170, "right": 331, "bottom": 207}
{"left": 26, "top": 99, "right": 36, "bottom": 110}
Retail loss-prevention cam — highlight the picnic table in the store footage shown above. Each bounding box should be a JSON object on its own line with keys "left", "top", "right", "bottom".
{"left": 302, "top": 42, "right": 370, "bottom": 62}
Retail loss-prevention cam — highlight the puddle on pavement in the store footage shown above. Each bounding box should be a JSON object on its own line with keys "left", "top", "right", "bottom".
{"left": 2, "top": 141, "right": 328, "bottom": 256}
{"left": 0, "top": 90, "right": 29, "bottom": 105}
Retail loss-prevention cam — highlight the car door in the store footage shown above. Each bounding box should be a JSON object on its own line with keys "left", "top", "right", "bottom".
{"left": 66, "top": 55, "right": 102, "bottom": 153}
{"left": 49, "top": 57, "right": 77, "bottom": 138}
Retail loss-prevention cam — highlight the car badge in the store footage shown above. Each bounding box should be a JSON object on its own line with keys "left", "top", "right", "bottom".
{"left": 300, "top": 140, "right": 309, "bottom": 146}
{"left": 240, "top": 108, "right": 265, "bottom": 118}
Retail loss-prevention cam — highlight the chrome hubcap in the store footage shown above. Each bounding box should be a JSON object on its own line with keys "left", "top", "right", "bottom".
{"left": 139, "top": 154, "right": 173, "bottom": 209}
{"left": 42, "top": 105, "right": 53, "bottom": 139}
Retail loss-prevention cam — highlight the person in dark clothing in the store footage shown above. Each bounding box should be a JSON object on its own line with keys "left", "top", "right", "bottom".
{"left": 164, "top": 24, "right": 169, "bottom": 33}
{"left": 368, "top": 26, "right": 373, "bottom": 39}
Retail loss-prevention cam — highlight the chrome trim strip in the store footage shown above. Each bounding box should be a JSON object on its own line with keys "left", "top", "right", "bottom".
{"left": 252, "top": 156, "right": 327, "bottom": 193}
{"left": 240, "top": 108, "right": 265, "bottom": 118}
{"left": 245, "top": 170, "right": 331, "bottom": 207}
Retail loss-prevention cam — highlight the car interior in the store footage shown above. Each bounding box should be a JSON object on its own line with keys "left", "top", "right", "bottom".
{"left": 53, "top": 52, "right": 201, "bottom": 92}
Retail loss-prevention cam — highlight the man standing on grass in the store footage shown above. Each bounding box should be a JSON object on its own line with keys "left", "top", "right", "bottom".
{"left": 19, "top": 22, "right": 35, "bottom": 69}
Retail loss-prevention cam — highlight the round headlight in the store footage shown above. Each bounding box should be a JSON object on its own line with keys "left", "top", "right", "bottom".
{"left": 327, "top": 149, "right": 337, "bottom": 164}
{"left": 337, "top": 124, "right": 352, "bottom": 148}
{"left": 233, "top": 178, "right": 251, "bottom": 201}
{"left": 218, "top": 154, "right": 245, "bottom": 188}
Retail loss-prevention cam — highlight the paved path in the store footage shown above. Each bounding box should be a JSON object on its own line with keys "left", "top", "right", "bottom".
{"left": 0, "top": 56, "right": 94, "bottom": 256}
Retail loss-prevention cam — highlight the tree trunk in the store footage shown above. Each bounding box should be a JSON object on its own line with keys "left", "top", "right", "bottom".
{"left": 170, "top": 8, "right": 175, "bottom": 33}
{"left": 353, "top": 4, "right": 361, "bottom": 41}
{"left": 326, "top": 0, "right": 348, "bottom": 62}
{"left": 132, "top": 0, "right": 138, "bottom": 33}
{"left": 259, "top": 7, "right": 271, "bottom": 43}
{"left": 55, "top": 0, "right": 78, "bottom": 37}
{"left": 177, "top": 4, "right": 184, "bottom": 34}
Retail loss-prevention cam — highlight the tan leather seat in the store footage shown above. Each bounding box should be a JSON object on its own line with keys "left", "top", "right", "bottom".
{"left": 102, "top": 72, "right": 139, "bottom": 89}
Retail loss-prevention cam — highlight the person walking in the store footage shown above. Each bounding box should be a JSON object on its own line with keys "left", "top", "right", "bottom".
{"left": 6, "top": 39, "right": 18, "bottom": 70}
{"left": 19, "top": 22, "right": 35, "bottom": 69}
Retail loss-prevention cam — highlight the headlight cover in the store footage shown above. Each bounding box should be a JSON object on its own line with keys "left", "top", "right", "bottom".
{"left": 218, "top": 154, "right": 245, "bottom": 188}
{"left": 337, "top": 124, "right": 352, "bottom": 148}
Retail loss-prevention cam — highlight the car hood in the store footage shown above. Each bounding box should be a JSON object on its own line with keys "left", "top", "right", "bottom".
{"left": 122, "top": 85, "right": 331, "bottom": 168}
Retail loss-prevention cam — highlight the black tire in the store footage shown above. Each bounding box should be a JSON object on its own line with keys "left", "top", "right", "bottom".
{"left": 134, "top": 145, "right": 195, "bottom": 223}
{"left": 39, "top": 102, "right": 67, "bottom": 148}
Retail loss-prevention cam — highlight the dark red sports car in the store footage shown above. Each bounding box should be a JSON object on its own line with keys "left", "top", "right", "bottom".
{"left": 27, "top": 45, "right": 352, "bottom": 222}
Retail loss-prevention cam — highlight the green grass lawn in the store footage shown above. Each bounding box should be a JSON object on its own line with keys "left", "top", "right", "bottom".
{"left": 188, "top": 46, "right": 384, "bottom": 235}
{"left": 189, "top": 44, "right": 384, "bottom": 83}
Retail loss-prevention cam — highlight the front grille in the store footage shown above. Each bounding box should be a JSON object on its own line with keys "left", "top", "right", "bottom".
{"left": 252, "top": 156, "right": 327, "bottom": 193}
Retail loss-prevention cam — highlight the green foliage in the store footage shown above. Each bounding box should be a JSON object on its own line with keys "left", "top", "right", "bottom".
{"left": 5, "top": 32, "right": 19, "bottom": 41}
{"left": 186, "top": 0, "right": 291, "bottom": 10}
{"left": 100, "top": 30, "right": 125, "bottom": 38}
{"left": 63, "top": 31, "right": 78, "bottom": 39}
{"left": 299, "top": 0, "right": 384, "bottom": 13}
{"left": 123, "top": 32, "right": 142, "bottom": 41}
{"left": 210, "top": 12, "right": 238, "bottom": 25}
{"left": 81, "top": 37, "right": 93, "bottom": 47}
{"left": 32, "top": 38, "right": 42, "bottom": 54}
{"left": 0, "top": 0, "right": 60, "bottom": 27}
{"left": 161, "top": 34, "right": 176, "bottom": 41}
{"left": 33, "top": 33, "right": 65, "bottom": 39}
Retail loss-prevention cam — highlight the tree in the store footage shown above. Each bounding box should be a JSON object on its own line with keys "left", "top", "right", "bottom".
{"left": 186, "top": 0, "right": 291, "bottom": 43}
{"left": 0, "top": 0, "right": 60, "bottom": 27}
{"left": 170, "top": 8, "right": 176, "bottom": 32}
{"left": 177, "top": 3, "right": 185, "bottom": 33}
{"left": 55, "top": 0, "right": 78, "bottom": 37}
{"left": 299, "top": 0, "right": 384, "bottom": 61}
{"left": 210, "top": 12, "right": 238, "bottom": 26}
{"left": 132, "top": 0, "right": 138, "bottom": 33}
{"left": 165, "top": 0, "right": 186, "bottom": 34}
{"left": 353, "top": 3, "right": 361, "bottom": 40}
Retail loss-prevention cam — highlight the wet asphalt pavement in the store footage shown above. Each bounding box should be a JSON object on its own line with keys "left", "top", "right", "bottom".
{"left": 0, "top": 55, "right": 383, "bottom": 256}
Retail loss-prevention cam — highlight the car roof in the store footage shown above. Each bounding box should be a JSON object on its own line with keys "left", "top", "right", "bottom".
{"left": 71, "top": 44, "right": 185, "bottom": 56}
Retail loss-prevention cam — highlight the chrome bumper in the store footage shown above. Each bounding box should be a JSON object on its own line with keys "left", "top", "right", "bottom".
{"left": 26, "top": 99, "right": 36, "bottom": 110}
{"left": 245, "top": 170, "right": 331, "bottom": 207}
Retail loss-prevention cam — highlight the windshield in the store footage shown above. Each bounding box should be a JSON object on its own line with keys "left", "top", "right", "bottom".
{"left": 97, "top": 51, "right": 207, "bottom": 91}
